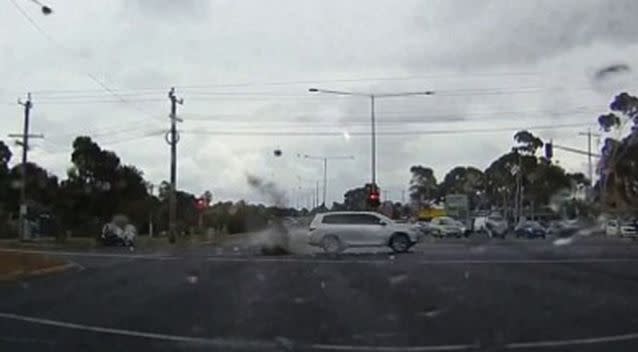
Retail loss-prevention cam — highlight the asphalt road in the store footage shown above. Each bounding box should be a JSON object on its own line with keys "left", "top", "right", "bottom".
{"left": 1, "top": 230, "right": 638, "bottom": 352}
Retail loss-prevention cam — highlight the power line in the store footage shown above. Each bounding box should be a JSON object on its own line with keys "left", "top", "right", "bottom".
{"left": 17, "top": 71, "right": 552, "bottom": 95}
{"left": 8, "top": 0, "right": 165, "bottom": 125}
{"left": 180, "top": 122, "right": 591, "bottom": 137}
{"left": 182, "top": 108, "right": 600, "bottom": 124}
{"left": 21, "top": 84, "right": 638, "bottom": 101}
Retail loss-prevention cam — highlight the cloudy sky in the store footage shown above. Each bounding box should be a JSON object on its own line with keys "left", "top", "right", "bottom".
{"left": 1, "top": 0, "right": 637, "bottom": 206}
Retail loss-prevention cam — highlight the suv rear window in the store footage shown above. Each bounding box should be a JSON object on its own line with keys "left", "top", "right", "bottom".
{"left": 322, "top": 214, "right": 382, "bottom": 225}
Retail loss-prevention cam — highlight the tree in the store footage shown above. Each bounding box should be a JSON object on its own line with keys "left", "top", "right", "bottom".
{"left": 513, "top": 130, "right": 543, "bottom": 155}
{"left": 596, "top": 92, "right": 638, "bottom": 211}
{"left": 343, "top": 183, "right": 374, "bottom": 210}
{"left": 0, "top": 141, "right": 11, "bottom": 170}
{"left": 438, "top": 166, "right": 486, "bottom": 208}
{"left": 484, "top": 130, "right": 570, "bottom": 216}
{"left": 59, "top": 137, "right": 150, "bottom": 232}
{"left": 0, "top": 140, "right": 13, "bottom": 205}
{"left": 409, "top": 166, "right": 438, "bottom": 205}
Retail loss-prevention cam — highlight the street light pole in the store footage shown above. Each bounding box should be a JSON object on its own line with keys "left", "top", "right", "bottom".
{"left": 309, "top": 88, "right": 433, "bottom": 187}
{"left": 370, "top": 95, "right": 376, "bottom": 185}
{"left": 299, "top": 154, "right": 354, "bottom": 207}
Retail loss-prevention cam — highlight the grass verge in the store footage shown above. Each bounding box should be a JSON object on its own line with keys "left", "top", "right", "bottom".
{"left": 0, "top": 251, "right": 70, "bottom": 281}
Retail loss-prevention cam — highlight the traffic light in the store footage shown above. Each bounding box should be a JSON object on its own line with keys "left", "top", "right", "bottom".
{"left": 545, "top": 142, "right": 553, "bottom": 159}
{"left": 195, "top": 198, "right": 207, "bottom": 211}
{"left": 368, "top": 187, "right": 380, "bottom": 208}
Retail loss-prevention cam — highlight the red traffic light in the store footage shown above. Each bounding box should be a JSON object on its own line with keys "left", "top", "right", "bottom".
{"left": 195, "top": 198, "right": 207, "bottom": 211}
{"left": 368, "top": 190, "right": 380, "bottom": 208}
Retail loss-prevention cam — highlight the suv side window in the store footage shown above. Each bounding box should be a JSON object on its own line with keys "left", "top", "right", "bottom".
{"left": 322, "top": 214, "right": 382, "bottom": 225}
{"left": 322, "top": 215, "right": 348, "bottom": 224}
{"left": 351, "top": 214, "right": 382, "bottom": 225}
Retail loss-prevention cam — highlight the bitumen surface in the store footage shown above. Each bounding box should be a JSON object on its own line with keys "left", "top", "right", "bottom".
{"left": 1, "top": 230, "right": 638, "bottom": 352}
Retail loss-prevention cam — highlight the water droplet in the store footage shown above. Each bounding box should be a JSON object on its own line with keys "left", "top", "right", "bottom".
{"left": 553, "top": 237, "right": 573, "bottom": 246}
{"left": 186, "top": 275, "right": 199, "bottom": 284}
{"left": 464, "top": 271, "right": 470, "bottom": 279}
{"left": 388, "top": 255, "right": 395, "bottom": 260}
{"left": 417, "top": 309, "right": 442, "bottom": 318}
{"left": 274, "top": 336, "right": 294, "bottom": 351}
{"left": 256, "top": 273, "right": 266, "bottom": 281}
{"left": 233, "top": 246, "right": 239, "bottom": 252}
{"left": 320, "top": 281, "right": 326, "bottom": 289}
{"left": 389, "top": 274, "right": 408, "bottom": 285}
{"left": 293, "top": 297, "right": 306, "bottom": 304}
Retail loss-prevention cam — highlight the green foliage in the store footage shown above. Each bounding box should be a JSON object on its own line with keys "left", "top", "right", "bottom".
{"left": 438, "top": 167, "right": 486, "bottom": 208}
{"left": 596, "top": 92, "right": 638, "bottom": 211}
{"left": 513, "top": 130, "right": 543, "bottom": 155}
{"left": 409, "top": 166, "right": 438, "bottom": 204}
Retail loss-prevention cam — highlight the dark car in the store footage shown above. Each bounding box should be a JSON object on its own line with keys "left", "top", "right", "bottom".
{"left": 515, "top": 221, "right": 547, "bottom": 239}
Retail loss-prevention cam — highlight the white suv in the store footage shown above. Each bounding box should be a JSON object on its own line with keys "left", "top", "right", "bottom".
{"left": 308, "top": 211, "right": 419, "bottom": 253}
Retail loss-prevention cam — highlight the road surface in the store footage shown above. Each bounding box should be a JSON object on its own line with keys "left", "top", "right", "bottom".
{"left": 1, "top": 230, "right": 638, "bottom": 351}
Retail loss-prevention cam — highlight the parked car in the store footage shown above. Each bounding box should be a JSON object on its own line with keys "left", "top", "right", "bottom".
{"left": 514, "top": 220, "right": 547, "bottom": 239}
{"left": 605, "top": 219, "right": 637, "bottom": 238}
{"left": 308, "top": 211, "right": 419, "bottom": 253}
{"left": 426, "top": 216, "right": 467, "bottom": 238}
{"left": 473, "top": 214, "right": 509, "bottom": 238}
{"left": 99, "top": 215, "right": 136, "bottom": 247}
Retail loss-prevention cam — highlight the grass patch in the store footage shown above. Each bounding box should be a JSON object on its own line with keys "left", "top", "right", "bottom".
{"left": 0, "top": 252, "right": 68, "bottom": 281}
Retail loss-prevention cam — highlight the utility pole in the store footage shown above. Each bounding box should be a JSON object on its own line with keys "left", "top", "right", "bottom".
{"left": 315, "top": 180, "right": 319, "bottom": 209}
{"left": 578, "top": 129, "right": 601, "bottom": 183}
{"left": 401, "top": 189, "right": 406, "bottom": 204}
{"left": 9, "top": 93, "right": 43, "bottom": 240}
{"left": 147, "top": 184, "right": 155, "bottom": 238}
{"left": 166, "top": 88, "right": 183, "bottom": 243}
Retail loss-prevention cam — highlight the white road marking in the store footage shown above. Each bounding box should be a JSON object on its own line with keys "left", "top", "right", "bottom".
{"left": 1, "top": 312, "right": 637, "bottom": 350}
{"left": 3, "top": 248, "right": 638, "bottom": 265}
{"left": 0, "top": 312, "right": 275, "bottom": 349}
{"left": 0, "top": 311, "right": 479, "bottom": 351}
{"left": 506, "top": 332, "right": 638, "bottom": 349}
{"left": 310, "top": 343, "right": 476, "bottom": 351}
{"left": 0, "top": 248, "right": 177, "bottom": 260}
{"left": 419, "top": 258, "right": 638, "bottom": 265}
{"left": 205, "top": 256, "right": 386, "bottom": 264}
{"left": 205, "top": 256, "right": 638, "bottom": 265}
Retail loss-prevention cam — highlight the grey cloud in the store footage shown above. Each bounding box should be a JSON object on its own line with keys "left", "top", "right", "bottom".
{"left": 125, "top": 0, "right": 211, "bottom": 19}
{"left": 411, "top": 0, "right": 638, "bottom": 68}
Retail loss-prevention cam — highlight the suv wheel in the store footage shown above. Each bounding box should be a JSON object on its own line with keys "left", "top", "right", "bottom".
{"left": 321, "top": 235, "right": 342, "bottom": 254}
{"left": 390, "top": 233, "right": 411, "bottom": 253}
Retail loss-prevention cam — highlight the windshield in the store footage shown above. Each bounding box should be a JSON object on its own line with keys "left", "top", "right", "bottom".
{"left": 1, "top": 1, "right": 637, "bottom": 351}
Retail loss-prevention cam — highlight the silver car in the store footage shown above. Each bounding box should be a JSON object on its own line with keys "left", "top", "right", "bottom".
{"left": 426, "top": 216, "right": 467, "bottom": 238}
{"left": 308, "top": 211, "right": 419, "bottom": 253}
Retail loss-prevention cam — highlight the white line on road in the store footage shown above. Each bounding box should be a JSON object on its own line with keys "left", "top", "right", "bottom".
{"left": 205, "top": 256, "right": 638, "bottom": 265}
{"left": 205, "top": 256, "right": 387, "bottom": 264}
{"left": 506, "top": 332, "right": 638, "bottom": 349}
{"left": 418, "top": 258, "right": 638, "bottom": 265}
{"left": 310, "top": 343, "right": 476, "bottom": 351}
{"left": 1, "top": 311, "right": 637, "bottom": 351}
{"left": 0, "top": 311, "right": 477, "bottom": 351}
{"left": 0, "top": 248, "right": 177, "bottom": 260}
{"left": 0, "top": 312, "right": 275, "bottom": 349}
{"left": 4, "top": 248, "right": 638, "bottom": 265}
